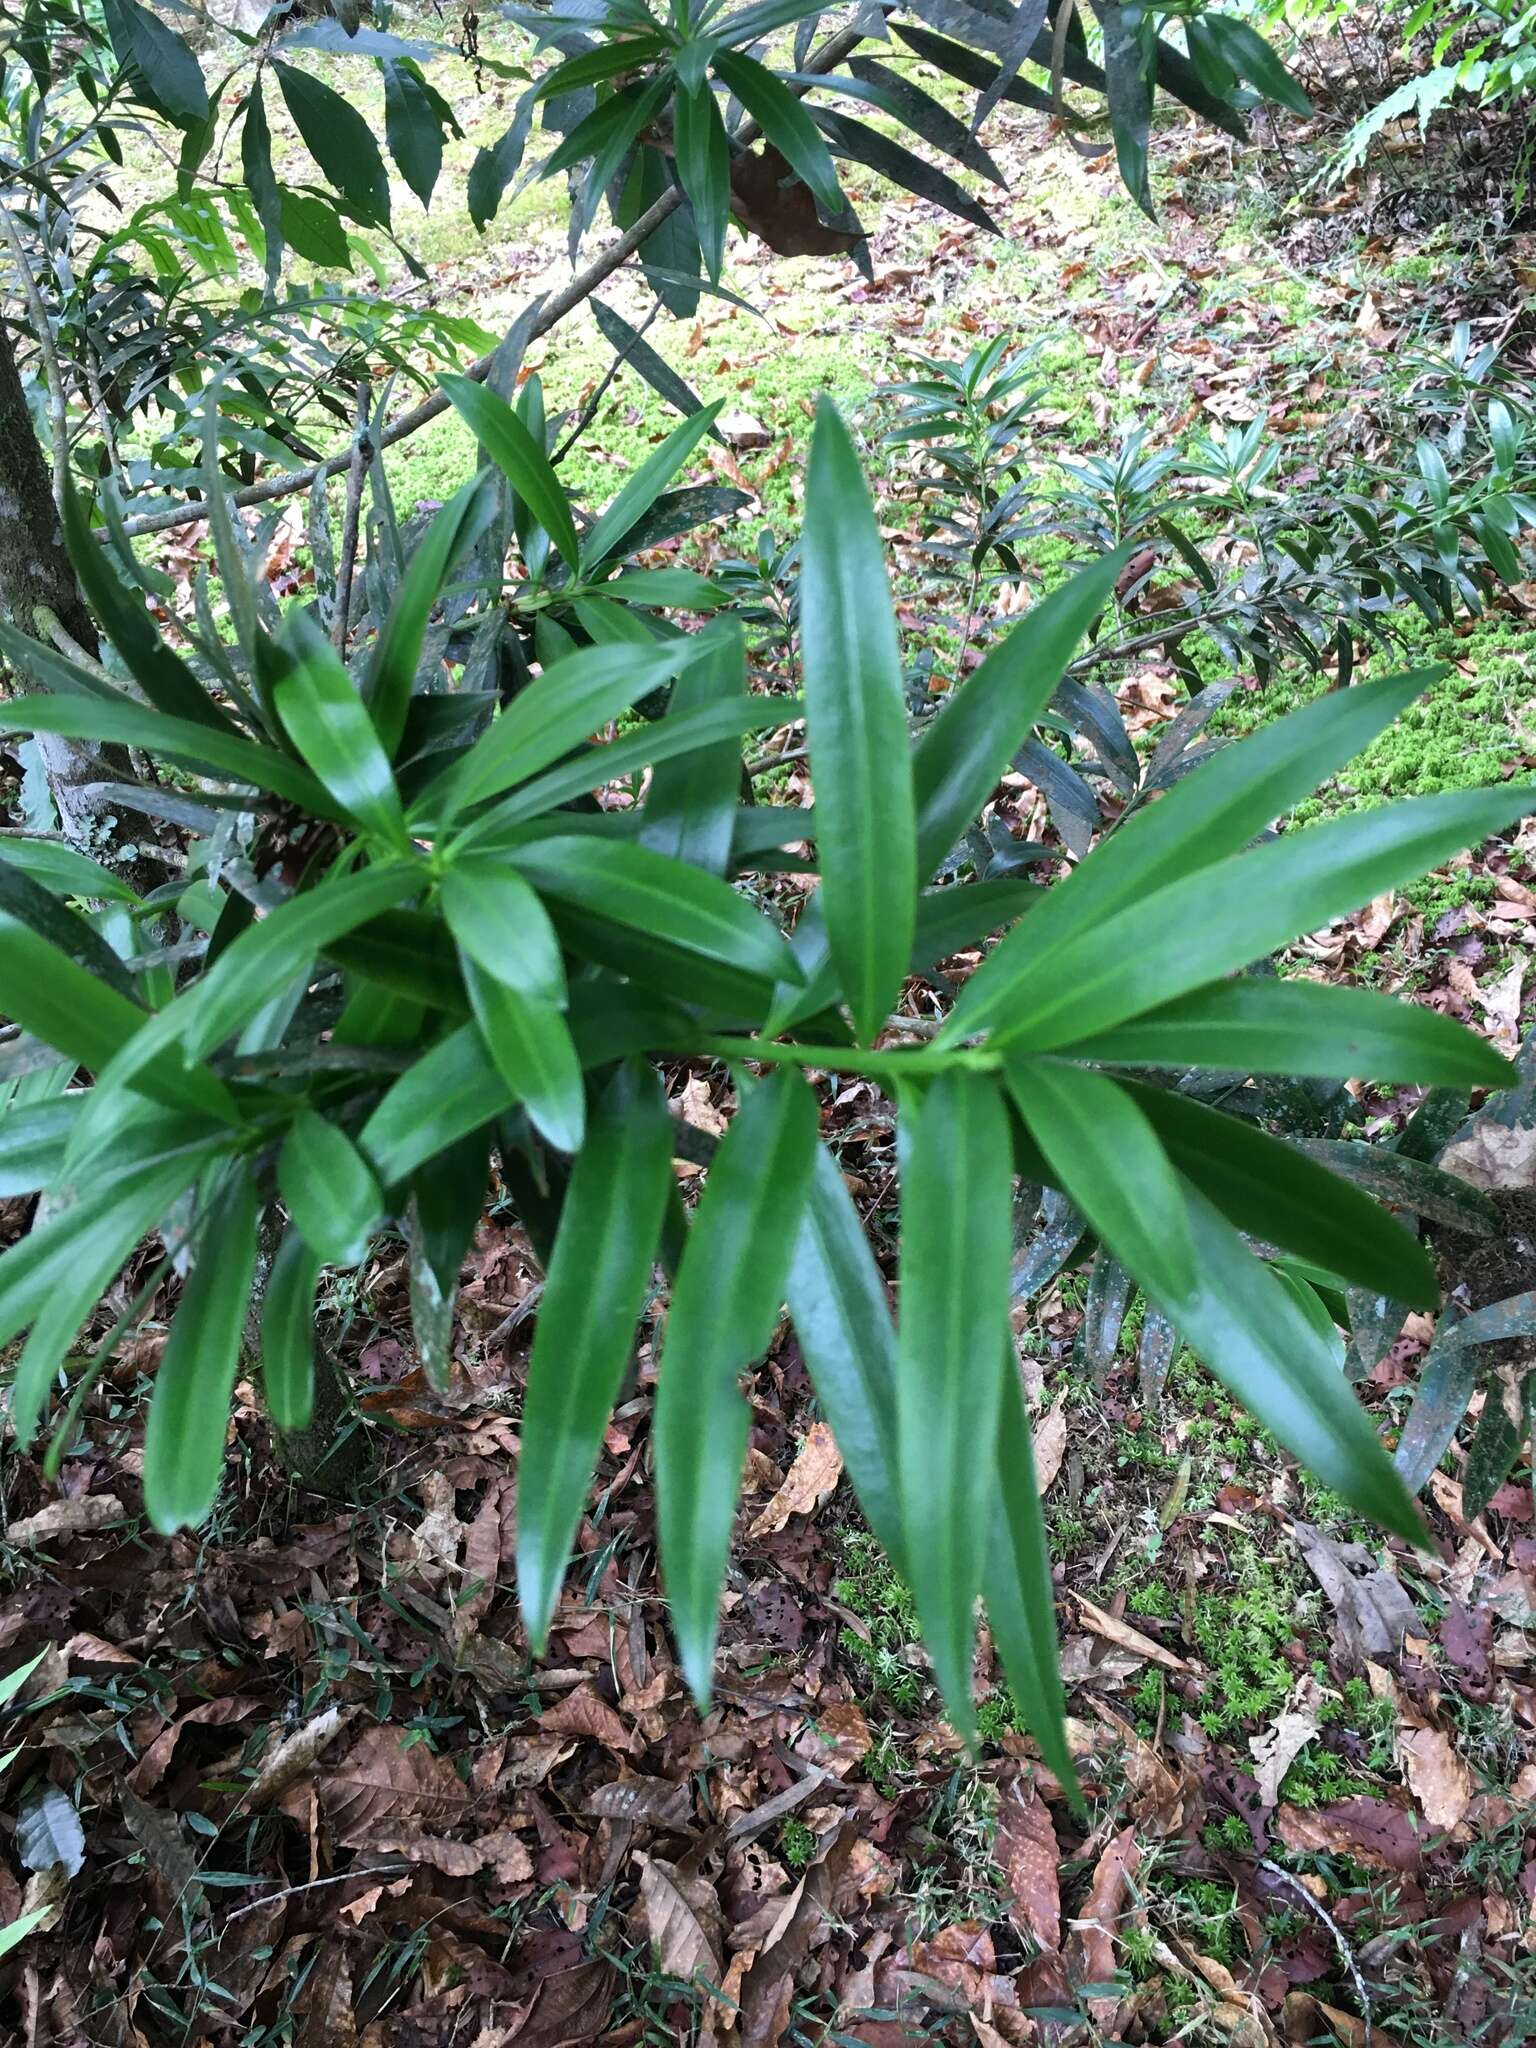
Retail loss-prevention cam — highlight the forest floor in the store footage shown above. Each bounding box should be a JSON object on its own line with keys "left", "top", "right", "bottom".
{"left": 5, "top": 33, "right": 1536, "bottom": 2048}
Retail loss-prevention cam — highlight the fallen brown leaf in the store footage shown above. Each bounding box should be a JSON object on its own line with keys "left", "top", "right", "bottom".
{"left": 1074, "top": 1592, "right": 1191, "bottom": 1672}
{"left": 1248, "top": 1677, "right": 1323, "bottom": 1807}
{"left": 320, "top": 1725, "right": 471, "bottom": 1842}
{"left": 637, "top": 1855, "right": 724, "bottom": 1984}
{"left": 747, "top": 1421, "right": 843, "bottom": 1538}
{"left": 1072, "top": 1825, "right": 1140, "bottom": 2027}
{"left": 1275, "top": 1796, "right": 1422, "bottom": 1872}
{"left": 8, "top": 1495, "right": 125, "bottom": 1544}
{"left": 995, "top": 1775, "right": 1060, "bottom": 1950}
{"left": 247, "top": 1704, "right": 357, "bottom": 1809}
{"left": 1397, "top": 1725, "right": 1474, "bottom": 1832}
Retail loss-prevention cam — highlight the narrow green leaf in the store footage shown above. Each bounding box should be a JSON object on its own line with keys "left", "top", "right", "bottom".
{"left": 102, "top": 0, "right": 207, "bottom": 125}
{"left": 465, "top": 962, "right": 586, "bottom": 1154}
{"left": 274, "top": 60, "right": 391, "bottom": 224}
{"left": 673, "top": 81, "right": 731, "bottom": 282}
{"left": 508, "top": 836, "right": 799, "bottom": 990}
{"left": 365, "top": 476, "right": 496, "bottom": 758}
{"left": 801, "top": 399, "right": 916, "bottom": 1041}
{"left": 1102, "top": 1, "right": 1154, "bottom": 216}
{"left": 261, "top": 1226, "right": 320, "bottom": 1433}
{"left": 953, "top": 782, "right": 1536, "bottom": 1054}
{"left": 143, "top": 1169, "right": 261, "bottom": 1531}
{"left": 912, "top": 549, "right": 1131, "bottom": 878}
{"left": 1006, "top": 1059, "right": 1195, "bottom": 1305}
{"left": 714, "top": 49, "right": 843, "bottom": 217}
{"left": 439, "top": 374, "right": 580, "bottom": 569}
{"left": 655, "top": 1069, "right": 818, "bottom": 1703}
{"left": 581, "top": 401, "right": 726, "bottom": 572}
{"left": 1124, "top": 1081, "right": 1440, "bottom": 1311}
{"left": 1169, "top": 1184, "right": 1426, "bottom": 1546}
{"left": 940, "top": 668, "right": 1441, "bottom": 1045}
{"left": 0, "top": 688, "right": 338, "bottom": 816}
{"left": 1200, "top": 12, "right": 1313, "bottom": 114}
{"left": 517, "top": 1061, "right": 673, "bottom": 1647}
{"left": 407, "top": 1134, "right": 489, "bottom": 1390}
{"left": 897, "top": 1071, "right": 1013, "bottom": 1746}
{"left": 382, "top": 58, "right": 445, "bottom": 206}
{"left": 361, "top": 1025, "right": 512, "bottom": 1185}
{"left": 241, "top": 79, "right": 285, "bottom": 290}
{"left": 441, "top": 862, "right": 566, "bottom": 1004}
{"left": 983, "top": 1361, "right": 1080, "bottom": 1809}
{"left": 0, "top": 1100, "right": 76, "bottom": 1197}
{"left": 639, "top": 626, "right": 745, "bottom": 875}
{"left": 278, "top": 1110, "right": 383, "bottom": 1267}
{"left": 1060, "top": 974, "right": 1512, "bottom": 1088}
{"left": 275, "top": 622, "right": 409, "bottom": 848}
{"left": 785, "top": 1142, "right": 905, "bottom": 1570}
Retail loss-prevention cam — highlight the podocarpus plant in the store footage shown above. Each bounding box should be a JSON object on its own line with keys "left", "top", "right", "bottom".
{"left": 0, "top": 389, "right": 1530, "bottom": 1784}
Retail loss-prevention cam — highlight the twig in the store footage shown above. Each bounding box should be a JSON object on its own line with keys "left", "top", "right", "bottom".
{"left": 34, "top": 604, "right": 114, "bottom": 682}
{"left": 223, "top": 1862, "right": 413, "bottom": 1921}
{"left": 552, "top": 300, "right": 661, "bottom": 465}
{"left": 115, "top": 18, "right": 877, "bottom": 543}
{"left": 332, "top": 383, "right": 373, "bottom": 653}
{"left": 0, "top": 204, "right": 69, "bottom": 513}
{"left": 1258, "top": 1856, "right": 1373, "bottom": 2047}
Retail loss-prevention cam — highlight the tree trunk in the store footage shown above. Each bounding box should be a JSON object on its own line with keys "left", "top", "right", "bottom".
{"left": 0, "top": 317, "right": 159, "bottom": 888}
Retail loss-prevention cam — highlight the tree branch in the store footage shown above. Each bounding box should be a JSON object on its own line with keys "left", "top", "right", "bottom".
{"left": 0, "top": 207, "right": 69, "bottom": 514}
{"left": 115, "top": 19, "right": 874, "bottom": 543}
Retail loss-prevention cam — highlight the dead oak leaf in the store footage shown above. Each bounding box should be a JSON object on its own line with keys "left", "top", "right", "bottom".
{"left": 320, "top": 1725, "right": 470, "bottom": 1843}
{"left": 747, "top": 1421, "right": 843, "bottom": 1538}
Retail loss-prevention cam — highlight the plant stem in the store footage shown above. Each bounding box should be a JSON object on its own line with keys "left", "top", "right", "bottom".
{"left": 0, "top": 207, "right": 68, "bottom": 514}
{"left": 682, "top": 1035, "right": 996, "bottom": 1082}
{"left": 332, "top": 383, "right": 373, "bottom": 653}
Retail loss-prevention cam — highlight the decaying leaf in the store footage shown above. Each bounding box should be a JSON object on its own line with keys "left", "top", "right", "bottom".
{"left": 583, "top": 1775, "right": 693, "bottom": 1828}
{"left": 1033, "top": 1396, "right": 1068, "bottom": 1494}
{"left": 1397, "top": 1725, "right": 1474, "bottom": 1831}
{"left": 320, "top": 1724, "right": 470, "bottom": 1842}
{"left": 1249, "top": 1676, "right": 1324, "bottom": 1807}
{"left": 129, "top": 1694, "right": 260, "bottom": 1794}
{"left": 119, "top": 1783, "right": 201, "bottom": 1906}
{"left": 1072, "top": 1825, "right": 1140, "bottom": 2026}
{"left": 1073, "top": 1592, "right": 1191, "bottom": 1672}
{"left": 1275, "top": 1795, "right": 1423, "bottom": 1872}
{"left": 736, "top": 1822, "right": 857, "bottom": 2047}
{"left": 247, "top": 1704, "right": 357, "bottom": 1808}
{"left": 994, "top": 1774, "right": 1060, "bottom": 1950}
{"left": 637, "top": 1854, "right": 724, "bottom": 1984}
{"left": 1439, "top": 1119, "right": 1536, "bottom": 1193}
{"left": 729, "top": 144, "right": 863, "bottom": 258}
{"left": 7, "top": 1495, "right": 125, "bottom": 1545}
{"left": 747, "top": 1421, "right": 844, "bottom": 1537}
{"left": 17, "top": 1783, "right": 84, "bottom": 1878}
{"left": 1291, "top": 1521, "right": 1420, "bottom": 1662}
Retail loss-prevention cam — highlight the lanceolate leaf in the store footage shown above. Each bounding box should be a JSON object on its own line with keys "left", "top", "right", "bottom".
{"left": 1122, "top": 1082, "right": 1440, "bottom": 1311}
{"left": 278, "top": 1110, "right": 383, "bottom": 1267}
{"left": 1101, "top": 1, "right": 1154, "bottom": 218}
{"left": 382, "top": 58, "right": 446, "bottom": 206}
{"left": 441, "top": 862, "right": 566, "bottom": 1004}
{"left": 801, "top": 400, "right": 916, "bottom": 1041}
{"left": 361, "top": 1025, "right": 514, "bottom": 1185}
{"left": 673, "top": 81, "right": 731, "bottom": 282}
{"left": 897, "top": 1070, "right": 1014, "bottom": 1745}
{"left": 275, "top": 61, "right": 392, "bottom": 225}
{"left": 1167, "top": 1184, "right": 1426, "bottom": 1547}
{"left": 517, "top": 1061, "right": 673, "bottom": 1648}
{"left": 639, "top": 627, "right": 745, "bottom": 876}
{"left": 655, "top": 1069, "right": 818, "bottom": 1703}
{"left": 785, "top": 1142, "right": 905, "bottom": 1569}
{"left": 465, "top": 962, "right": 586, "bottom": 1154}
{"left": 942, "top": 669, "right": 1439, "bottom": 1042}
{"left": 715, "top": 49, "right": 844, "bottom": 217}
{"left": 1007, "top": 1059, "right": 1195, "bottom": 1306}
{"left": 261, "top": 1226, "right": 321, "bottom": 1433}
{"left": 241, "top": 81, "right": 285, "bottom": 291}
{"left": 0, "top": 1101, "right": 76, "bottom": 1197}
{"left": 983, "top": 1360, "right": 1079, "bottom": 1806}
{"left": 143, "top": 1169, "right": 261, "bottom": 1532}
{"left": 581, "top": 401, "right": 725, "bottom": 571}
{"left": 1059, "top": 974, "right": 1513, "bottom": 1088}
{"left": 365, "top": 477, "right": 497, "bottom": 758}
{"left": 439, "top": 375, "right": 580, "bottom": 569}
{"left": 102, "top": 0, "right": 207, "bottom": 127}
{"left": 275, "top": 624, "right": 409, "bottom": 848}
{"left": 949, "top": 780, "right": 1536, "bottom": 1053}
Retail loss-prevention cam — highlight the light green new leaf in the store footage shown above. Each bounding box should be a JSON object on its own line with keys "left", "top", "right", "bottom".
{"left": 464, "top": 961, "right": 586, "bottom": 1154}
{"left": 1124, "top": 1081, "right": 1439, "bottom": 1310}
{"left": 275, "top": 623, "right": 409, "bottom": 849}
{"left": 897, "top": 1070, "right": 1014, "bottom": 1746}
{"left": 785, "top": 1142, "right": 905, "bottom": 1571}
{"left": 983, "top": 1361, "right": 1080, "bottom": 1807}
{"left": 143, "top": 1169, "right": 261, "bottom": 1532}
{"left": 655, "top": 1069, "right": 818, "bottom": 1704}
{"left": 441, "top": 861, "right": 566, "bottom": 1005}
{"left": 1006, "top": 1058, "right": 1195, "bottom": 1305}
{"left": 800, "top": 400, "right": 916, "bottom": 1041}
{"left": 439, "top": 374, "right": 579, "bottom": 568}
{"left": 517, "top": 1062, "right": 673, "bottom": 1648}
{"left": 261, "top": 1226, "right": 321, "bottom": 1433}
{"left": 278, "top": 1110, "right": 383, "bottom": 1267}
{"left": 1059, "top": 973, "right": 1512, "bottom": 1088}
{"left": 952, "top": 779, "right": 1536, "bottom": 1052}
{"left": 940, "top": 668, "right": 1440, "bottom": 1046}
